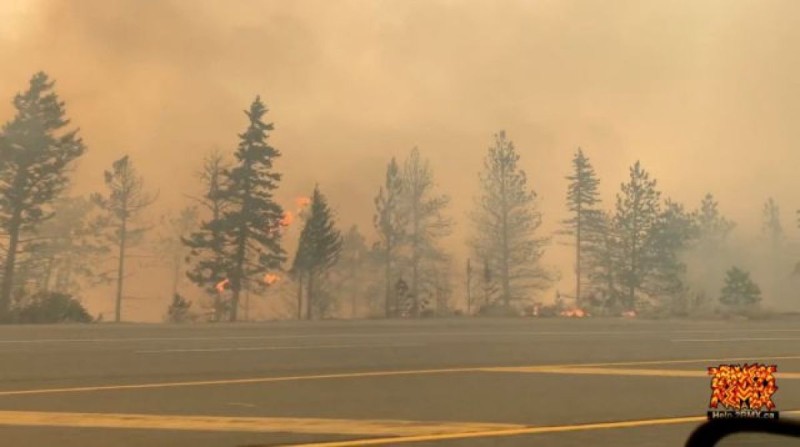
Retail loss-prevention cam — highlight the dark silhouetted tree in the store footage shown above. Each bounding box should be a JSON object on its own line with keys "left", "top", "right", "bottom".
{"left": 0, "top": 73, "right": 86, "bottom": 318}
{"left": 292, "top": 185, "right": 342, "bottom": 319}
{"left": 214, "top": 97, "right": 286, "bottom": 322}
{"left": 560, "top": 148, "right": 604, "bottom": 307}
{"left": 183, "top": 150, "right": 233, "bottom": 321}
{"left": 648, "top": 199, "right": 697, "bottom": 310}
{"left": 613, "top": 161, "right": 661, "bottom": 309}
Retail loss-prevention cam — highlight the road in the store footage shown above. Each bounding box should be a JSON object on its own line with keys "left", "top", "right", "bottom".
{"left": 0, "top": 317, "right": 798, "bottom": 446}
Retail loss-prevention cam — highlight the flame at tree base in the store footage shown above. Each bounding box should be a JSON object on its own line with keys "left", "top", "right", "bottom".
{"left": 559, "top": 308, "right": 589, "bottom": 318}
{"left": 215, "top": 279, "right": 230, "bottom": 294}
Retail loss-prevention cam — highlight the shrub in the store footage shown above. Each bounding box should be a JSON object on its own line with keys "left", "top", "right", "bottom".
{"left": 166, "top": 294, "right": 194, "bottom": 323}
{"left": 720, "top": 267, "right": 761, "bottom": 309}
{"left": 14, "top": 292, "right": 93, "bottom": 324}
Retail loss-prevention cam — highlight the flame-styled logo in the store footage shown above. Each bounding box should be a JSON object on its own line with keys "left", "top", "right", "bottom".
{"left": 708, "top": 364, "right": 778, "bottom": 411}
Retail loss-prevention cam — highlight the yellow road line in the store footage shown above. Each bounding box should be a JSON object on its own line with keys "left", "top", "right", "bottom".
{"left": 0, "top": 367, "right": 480, "bottom": 397}
{"left": 3, "top": 355, "right": 800, "bottom": 397}
{"left": 288, "top": 411, "right": 800, "bottom": 447}
{"left": 282, "top": 415, "right": 710, "bottom": 446}
{"left": 483, "top": 366, "right": 800, "bottom": 379}
{"left": 0, "top": 410, "right": 524, "bottom": 436}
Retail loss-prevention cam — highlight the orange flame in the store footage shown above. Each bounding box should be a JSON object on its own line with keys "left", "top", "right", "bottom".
{"left": 264, "top": 273, "right": 280, "bottom": 285}
{"left": 559, "top": 308, "right": 588, "bottom": 318}
{"left": 280, "top": 211, "right": 294, "bottom": 227}
{"left": 215, "top": 278, "right": 230, "bottom": 293}
{"left": 296, "top": 197, "right": 311, "bottom": 208}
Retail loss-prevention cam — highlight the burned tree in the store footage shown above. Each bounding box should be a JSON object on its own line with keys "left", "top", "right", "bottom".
{"left": 92, "top": 155, "right": 157, "bottom": 323}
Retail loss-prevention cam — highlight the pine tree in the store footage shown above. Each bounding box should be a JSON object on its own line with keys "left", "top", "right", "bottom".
{"left": 696, "top": 193, "right": 735, "bottom": 246}
{"left": 613, "top": 160, "right": 661, "bottom": 310}
{"left": 401, "top": 147, "right": 452, "bottom": 317}
{"left": 373, "top": 157, "right": 406, "bottom": 317}
{"left": 586, "top": 211, "right": 620, "bottom": 309}
{"left": 0, "top": 73, "right": 86, "bottom": 318}
{"left": 720, "top": 266, "right": 761, "bottom": 307}
{"left": 470, "top": 131, "right": 550, "bottom": 310}
{"left": 292, "top": 185, "right": 342, "bottom": 319}
{"left": 560, "top": 148, "right": 603, "bottom": 307}
{"left": 92, "top": 155, "right": 157, "bottom": 323}
{"left": 647, "top": 199, "right": 696, "bottom": 310}
{"left": 183, "top": 150, "right": 233, "bottom": 321}
{"left": 215, "top": 97, "right": 286, "bottom": 322}
{"left": 762, "top": 197, "right": 783, "bottom": 248}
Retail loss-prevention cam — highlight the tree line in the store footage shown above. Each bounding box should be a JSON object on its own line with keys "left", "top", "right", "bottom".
{"left": 0, "top": 73, "right": 787, "bottom": 323}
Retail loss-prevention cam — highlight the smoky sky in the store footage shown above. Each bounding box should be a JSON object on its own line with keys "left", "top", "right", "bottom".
{"left": 2, "top": 0, "right": 800, "bottom": 318}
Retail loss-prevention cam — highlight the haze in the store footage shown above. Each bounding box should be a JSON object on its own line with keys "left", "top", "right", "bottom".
{"left": 1, "top": 0, "right": 799, "bottom": 321}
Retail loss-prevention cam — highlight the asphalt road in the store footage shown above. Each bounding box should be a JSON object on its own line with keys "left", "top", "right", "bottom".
{"left": 0, "top": 317, "right": 798, "bottom": 447}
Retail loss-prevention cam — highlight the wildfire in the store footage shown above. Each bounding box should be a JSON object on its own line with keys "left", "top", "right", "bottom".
{"left": 264, "top": 273, "right": 280, "bottom": 285}
{"left": 621, "top": 310, "right": 637, "bottom": 318}
{"left": 280, "top": 211, "right": 294, "bottom": 227}
{"left": 269, "top": 197, "right": 312, "bottom": 234}
{"left": 215, "top": 278, "right": 230, "bottom": 293}
{"left": 559, "top": 308, "right": 588, "bottom": 318}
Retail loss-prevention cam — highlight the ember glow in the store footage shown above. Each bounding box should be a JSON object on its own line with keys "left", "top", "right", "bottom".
{"left": 264, "top": 273, "right": 280, "bottom": 285}
{"left": 296, "top": 197, "right": 311, "bottom": 208}
{"left": 559, "top": 308, "right": 588, "bottom": 318}
{"left": 215, "top": 278, "right": 230, "bottom": 293}
{"left": 280, "top": 211, "right": 294, "bottom": 227}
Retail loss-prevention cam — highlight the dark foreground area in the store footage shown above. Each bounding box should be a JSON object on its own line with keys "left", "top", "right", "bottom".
{"left": 0, "top": 317, "right": 798, "bottom": 447}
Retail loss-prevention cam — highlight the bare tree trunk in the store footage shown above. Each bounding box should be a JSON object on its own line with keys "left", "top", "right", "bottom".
{"left": 42, "top": 256, "right": 55, "bottom": 293}
{"left": 306, "top": 271, "right": 314, "bottom": 320}
{"left": 296, "top": 274, "right": 304, "bottom": 320}
{"left": 171, "top": 254, "right": 180, "bottom": 298}
{"left": 244, "top": 287, "right": 250, "bottom": 322}
{"left": 500, "top": 164, "right": 511, "bottom": 308}
{"left": 230, "top": 288, "right": 240, "bottom": 322}
{"left": 384, "top": 245, "right": 392, "bottom": 318}
{"left": 0, "top": 212, "right": 21, "bottom": 318}
{"left": 350, "top": 259, "right": 357, "bottom": 318}
{"left": 466, "top": 258, "right": 472, "bottom": 315}
{"left": 115, "top": 218, "right": 127, "bottom": 323}
{"left": 576, "top": 199, "right": 582, "bottom": 308}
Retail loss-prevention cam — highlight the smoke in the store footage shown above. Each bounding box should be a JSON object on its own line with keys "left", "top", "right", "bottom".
{"left": 2, "top": 0, "right": 800, "bottom": 319}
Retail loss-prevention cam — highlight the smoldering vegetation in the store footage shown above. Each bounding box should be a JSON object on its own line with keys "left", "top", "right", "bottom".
{"left": 0, "top": 1, "right": 798, "bottom": 323}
